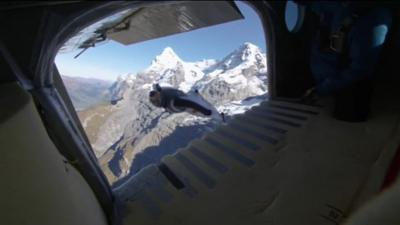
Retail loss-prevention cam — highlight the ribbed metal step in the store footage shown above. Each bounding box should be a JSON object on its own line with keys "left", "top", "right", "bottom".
{"left": 114, "top": 100, "right": 325, "bottom": 224}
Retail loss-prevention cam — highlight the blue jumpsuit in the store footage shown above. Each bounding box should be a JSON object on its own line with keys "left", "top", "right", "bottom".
{"left": 309, "top": 2, "right": 392, "bottom": 121}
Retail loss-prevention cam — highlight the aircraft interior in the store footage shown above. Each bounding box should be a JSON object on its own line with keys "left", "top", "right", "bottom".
{"left": 1, "top": 1, "right": 400, "bottom": 225}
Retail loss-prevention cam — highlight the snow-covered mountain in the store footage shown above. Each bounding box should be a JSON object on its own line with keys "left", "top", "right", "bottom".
{"left": 146, "top": 47, "right": 207, "bottom": 92}
{"left": 77, "top": 42, "right": 268, "bottom": 184}
{"left": 194, "top": 42, "right": 268, "bottom": 105}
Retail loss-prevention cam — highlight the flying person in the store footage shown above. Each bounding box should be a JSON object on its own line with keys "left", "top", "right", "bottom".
{"left": 149, "top": 84, "right": 225, "bottom": 122}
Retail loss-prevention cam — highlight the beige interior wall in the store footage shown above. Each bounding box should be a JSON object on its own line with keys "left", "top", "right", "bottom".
{"left": 0, "top": 83, "right": 108, "bottom": 225}
{"left": 344, "top": 178, "right": 400, "bottom": 225}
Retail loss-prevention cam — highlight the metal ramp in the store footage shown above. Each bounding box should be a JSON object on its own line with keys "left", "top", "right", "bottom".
{"left": 114, "top": 99, "right": 400, "bottom": 225}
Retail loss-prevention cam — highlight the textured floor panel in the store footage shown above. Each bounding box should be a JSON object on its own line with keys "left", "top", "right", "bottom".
{"left": 115, "top": 99, "right": 400, "bottom": 225}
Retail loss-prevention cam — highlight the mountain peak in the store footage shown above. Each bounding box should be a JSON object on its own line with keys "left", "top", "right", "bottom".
{"left": 206, "top": 42, "right": 265, "bottom": 74}
{"left": 148, "top": 47, "right": 183, "bottom": 72}
{"left": 238, "top": 42, "right": 261, "bottom": 54}
{"left": 242, "top": 42, "right": 257, "bottom": 48}
{"left": 236, "top": 42, "right": 263, "bottom": 61}
{"left": 156, "top": 47, "right": 181, "bottom": 62}
{"left": 161, "top": 46, "right": 176, "bottom": 55}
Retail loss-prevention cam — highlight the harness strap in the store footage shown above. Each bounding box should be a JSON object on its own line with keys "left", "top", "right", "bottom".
{"left": 330, "top": 13, "right": 358, "bottom": 54}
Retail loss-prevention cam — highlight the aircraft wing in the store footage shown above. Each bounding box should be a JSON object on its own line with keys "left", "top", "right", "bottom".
{"left": 60, "top": 1, "right": 243, "bottom": 53}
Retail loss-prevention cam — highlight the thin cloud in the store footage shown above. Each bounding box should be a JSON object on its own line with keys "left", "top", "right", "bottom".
{"left": 55, "top": 58, "right": 128, "bottom": 81}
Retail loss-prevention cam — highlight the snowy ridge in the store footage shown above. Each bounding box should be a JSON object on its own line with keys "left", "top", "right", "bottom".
{"left": 192, "top": 42, "right": 267, "bottom": 104}
{"left": 206, "top": 42, "right": 267, "bottom": 76}
{"left": 142, "top": 47, "right": 206, "bottom": 92}
{"left": 110, "top": 42, "right": 267, "bottom": 102}
{"left": 187, "top": 59, "right": 218, "bottom": 71}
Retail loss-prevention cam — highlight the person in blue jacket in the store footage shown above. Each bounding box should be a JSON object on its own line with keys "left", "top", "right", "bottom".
{"left": 304, "top": 2, "right": 392, "bottom": 122}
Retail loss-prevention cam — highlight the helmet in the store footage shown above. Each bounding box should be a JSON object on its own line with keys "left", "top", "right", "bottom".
{"left": 152, "top": 83, "right": 162, "bottom": 91}
{"left": 149, "top": 90, "right": 162, "bottom": 107}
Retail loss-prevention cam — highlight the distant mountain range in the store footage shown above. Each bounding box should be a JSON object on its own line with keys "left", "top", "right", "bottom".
{"left": 61, "top": 75, "right": 113, "bottom": 111}
{"left": 62, "top": 42, "right": 268, "bottom": 184}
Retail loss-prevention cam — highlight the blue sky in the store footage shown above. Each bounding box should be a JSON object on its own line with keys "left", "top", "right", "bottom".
{"left": 55, "top": 1, "right": 267, "bottom": 81}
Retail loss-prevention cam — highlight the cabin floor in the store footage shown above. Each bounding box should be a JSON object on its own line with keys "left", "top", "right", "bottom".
{"left": 114, "top": 79, "right": 400, "bottom": 225}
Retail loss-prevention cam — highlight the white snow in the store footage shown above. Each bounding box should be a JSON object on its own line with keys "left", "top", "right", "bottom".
{"left": 187, "top": 59, "right": 218, "bottom": 71}
{"left": 141, "top": 83, "right": 153, "bottom": 90}
{"left": 218, "top": 96, "right": 267, "bottom": 116}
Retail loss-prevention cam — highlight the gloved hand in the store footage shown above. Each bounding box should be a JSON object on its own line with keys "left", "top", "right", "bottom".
{"left": 301, "top": 86, "right": 318, "bottom": 105}
{"left": 303, "top": 86, "right": 315, "bottom": 97}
